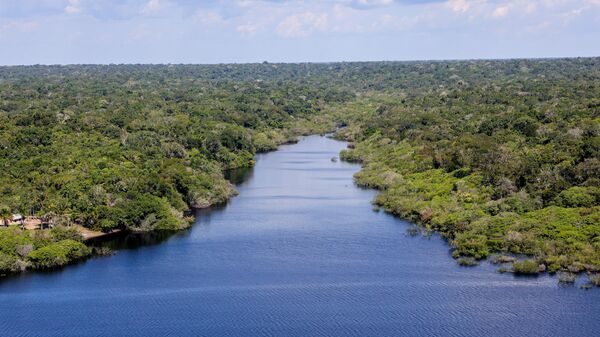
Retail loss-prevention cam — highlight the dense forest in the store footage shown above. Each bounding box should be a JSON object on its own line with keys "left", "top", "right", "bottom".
{"left": 334, "top": 58, "right": 600, "bottom": 278}
{"left": 0, "top": 64, "right": 340, "bottom": 273}
{"left": 1, "top": 59, "right": 599, "bottom": 281}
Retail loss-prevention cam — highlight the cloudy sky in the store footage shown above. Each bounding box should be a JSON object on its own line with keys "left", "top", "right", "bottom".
{"left": 0, "top": 0, "right": 599, "bottom": 65}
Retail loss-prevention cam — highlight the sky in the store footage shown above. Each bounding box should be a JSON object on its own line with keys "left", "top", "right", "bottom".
{"left": 0, "top": 0, "right": 599, "bottom": 65}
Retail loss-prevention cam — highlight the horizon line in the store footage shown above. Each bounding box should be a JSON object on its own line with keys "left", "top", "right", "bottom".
{"left": 1, "top": 55, "right": 599, "bottom": 67}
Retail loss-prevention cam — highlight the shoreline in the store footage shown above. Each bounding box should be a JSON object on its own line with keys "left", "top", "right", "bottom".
{"left": 336, "top": 135, "right": 600, "bottom": 285}
{"left": 3, "top": 134, "right": 599, "bottom": 291}
{"left": 0, "top": 133, "right": 328, "bottom": 280}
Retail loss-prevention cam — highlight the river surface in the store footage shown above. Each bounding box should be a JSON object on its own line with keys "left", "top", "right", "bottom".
{"left": 1, "top": 136, "right": 599, "bottom": 337}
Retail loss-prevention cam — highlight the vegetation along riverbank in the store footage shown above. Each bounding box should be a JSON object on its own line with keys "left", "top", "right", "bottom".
{"left": 1, "top": 59, "right": 599, "bottom": 283}
{"left": 0, "top": 64, "right": 337, "bottom": 275}
{"left": 333, "top": 58, "right": 600, "bottom": 281}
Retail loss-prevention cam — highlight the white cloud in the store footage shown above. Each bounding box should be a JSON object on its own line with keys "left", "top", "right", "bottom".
{"left": 379, "top": 13, "right": 421, "bottom": 31}
{"left": 349, "top": 0, "right": 394, "bottom": 8}
{"left": 0, "top": 20, "right": 40, "bottom": 37}
{"left": 277, "top": 11, "right": 328, "bottom": 38}
{"left": 195, "top": 10, "right": 224, "bottom": 26}
{"left": 236, "top": 23, "right": 261, "bottom": 36}
{"left": 143, "top": 0, "right": 162, "bottom": 14}
{"left": 64, "top": 0, "right": 81, "bottom": 15}
{"left": 355, "top": 0, "right": 393, "bottom": 5}
{"left": 446, "top": 0, "right": 470, "bottom": 13}
{"left": 492, "top": 5, "right": 510, "bottom": 18}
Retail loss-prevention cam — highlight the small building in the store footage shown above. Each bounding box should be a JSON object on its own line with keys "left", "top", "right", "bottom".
{"left": 12, "top": 214, "right": 25, "bottom": 228}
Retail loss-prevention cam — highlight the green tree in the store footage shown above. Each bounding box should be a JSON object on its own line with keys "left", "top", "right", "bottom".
{"left": 0, "top": 207, "right": 11, "bottom": 227}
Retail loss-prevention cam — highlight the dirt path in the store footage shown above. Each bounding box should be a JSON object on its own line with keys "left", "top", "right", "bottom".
{"left": 20, "top": 217, "right": 120, "bottom": 241}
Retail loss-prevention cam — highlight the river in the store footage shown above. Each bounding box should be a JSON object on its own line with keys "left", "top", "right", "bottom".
{"left": 1, "top": 135, "right": 598, "bottom": 337}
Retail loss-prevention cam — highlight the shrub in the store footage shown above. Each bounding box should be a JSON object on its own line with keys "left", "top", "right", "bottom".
{"left": 0, "top": 227, "right": 33, "bottom": 255}
{"left": 253, "top": 132, "right": 278, "bottom": 152}
{"left": 457, "top": 257, "right": 478, "bottom": 266}
{"left": 15, "top": 244, "right": 33, "bottom": 258}
{"left": 554, "top": 187, "right": 598, "bottom": 208}
{"left": 339, "top": 149, "right": 362, "bottom": 163}
{"left": 557, "top": 272, "right": 576, "bottom": 284}
{"left": 99, "top": 219, "right": 118, "bottom": 232}
{"left": 0, "top": 252, "right": 19, "bottom": 273}
{"left": 590, "top": 274, "right": 600, "bottom": 287}
{"left": 547, "top": 263, "right": 561, "bottom": 273}
{"left": 453, "top": 232, "right": 489, "bottom": 259}
{"left": 28, "top": 240, "right": 91, "bottom": 269}
{"left": 490, "top": 255, "right": 516, "bottom": 264}
{"left": 512, "top": 259, "right": 540, "bottom": 275}
{"left": 92, "top": 246, "right": 114, "bottom": 256}
{"left": 105, "top": 194, "right": 185, "bottom": 232}
{"left": 51, "top": 226, "right": 84, "bottom": 242}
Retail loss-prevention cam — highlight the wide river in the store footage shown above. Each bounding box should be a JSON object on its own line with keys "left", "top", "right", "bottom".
{"left": 1, "top": 136, "right": 599, "bottom": 336}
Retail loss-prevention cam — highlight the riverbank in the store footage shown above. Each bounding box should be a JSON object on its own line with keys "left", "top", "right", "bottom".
{"left": 0, "top": 128, "right": 334, "bottom": 278}
{"left": 2, "top": 135, "right": 598, "bottom": 337}
{"left": 334, "top": 126, "right": 600, "bottom": 283}
{"left": 0, "top": 63, "right": 346, "bottom": 278}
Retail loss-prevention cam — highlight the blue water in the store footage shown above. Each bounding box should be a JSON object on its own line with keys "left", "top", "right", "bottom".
{"left": 1, "top": 136, "right": 598, "bottom": 337}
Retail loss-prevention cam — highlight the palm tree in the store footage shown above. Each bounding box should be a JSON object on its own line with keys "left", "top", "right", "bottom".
{"left": 0, "top": 207, "right": 11, "bottom": 227}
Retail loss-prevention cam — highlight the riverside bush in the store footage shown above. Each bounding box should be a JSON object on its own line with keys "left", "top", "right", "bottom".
{"left": 27, "top": 240, "right": 91, "bottom": 269}
{"left": 512, "top": 260, "right": 540, "bottom": 275}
